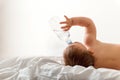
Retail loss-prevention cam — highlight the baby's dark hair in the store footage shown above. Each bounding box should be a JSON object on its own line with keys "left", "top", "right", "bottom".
{"left": 63, "top": 45, "right": 95, "bottom": 67}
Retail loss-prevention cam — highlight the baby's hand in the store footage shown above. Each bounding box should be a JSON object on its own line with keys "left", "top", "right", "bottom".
{"left": 60, "top": 15, "right": 72, "bottom": 31}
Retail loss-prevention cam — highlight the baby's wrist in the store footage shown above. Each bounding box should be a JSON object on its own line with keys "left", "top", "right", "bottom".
{"left": 70, "top": 18, "right": 74, "bottom": 26}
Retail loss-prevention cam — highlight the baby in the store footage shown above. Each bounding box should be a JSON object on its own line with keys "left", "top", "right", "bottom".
{"left": 60, "top": 15, "right": 120, "bottom": 70}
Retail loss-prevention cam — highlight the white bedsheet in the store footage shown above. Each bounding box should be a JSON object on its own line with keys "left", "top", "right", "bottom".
{"left": 0, "top": 57, "right": 120, "bottom": 80}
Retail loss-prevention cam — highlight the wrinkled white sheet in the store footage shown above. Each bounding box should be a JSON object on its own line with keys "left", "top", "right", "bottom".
{"left": 0, "top": 57, "right": 120, "bottom": 80}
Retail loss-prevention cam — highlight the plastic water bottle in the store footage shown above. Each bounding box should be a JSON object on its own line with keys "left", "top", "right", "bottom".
{"left": 49, "top": 16, "right": 72, "bottom": 44}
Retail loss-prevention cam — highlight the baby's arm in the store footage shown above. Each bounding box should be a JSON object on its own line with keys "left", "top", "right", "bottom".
{"left": 60, "top": 16, "right": 97, "bottom": 47}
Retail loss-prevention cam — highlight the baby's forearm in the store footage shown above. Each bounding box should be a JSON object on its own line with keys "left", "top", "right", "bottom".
{"left": 71, "top": 17, "right": 94, "bottom": 27}
{"left": 71, "top": 17, "right": 97, "bottom": 46}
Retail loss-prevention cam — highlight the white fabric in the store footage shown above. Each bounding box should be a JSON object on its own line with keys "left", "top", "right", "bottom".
{"left": 0, "top": 57, "right": 120, "bottom": 80}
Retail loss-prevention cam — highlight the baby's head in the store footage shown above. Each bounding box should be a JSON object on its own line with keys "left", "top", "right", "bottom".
{"left": 63, "top": 42, "right": 95, "bottom": 67}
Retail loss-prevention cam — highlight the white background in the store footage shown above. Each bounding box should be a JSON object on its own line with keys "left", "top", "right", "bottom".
{"left": 0, "top": 0, "right": 120, "bottom": 57}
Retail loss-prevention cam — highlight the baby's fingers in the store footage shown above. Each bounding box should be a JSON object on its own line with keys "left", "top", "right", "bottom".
{"left": 63, "top": 28, "right": 69, "bottom": 31}
{"left": 60, "top": 21, "right": 67, "bottom": 24}
{"left": 61, "top": 26, "right": 70, "bottom": 31}
{"left": 61, "top": 26, "right": 66, "bottom": 29}
{"left": 60, "top": 15, "right": 69, "bottom": 24}
{"left": 64, "top": 15, "right": 69, "bottom": 21}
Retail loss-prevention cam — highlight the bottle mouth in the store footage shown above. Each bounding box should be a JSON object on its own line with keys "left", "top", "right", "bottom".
{"left": 66, "top": 39, "right": 72, "bottom": 45}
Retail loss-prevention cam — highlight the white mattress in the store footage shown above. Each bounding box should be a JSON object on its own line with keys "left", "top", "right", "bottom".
{"left": 0, "top": 56, "right": 120, "bottom": 80}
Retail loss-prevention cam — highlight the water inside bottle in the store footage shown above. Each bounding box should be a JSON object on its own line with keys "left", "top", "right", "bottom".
{"left": 53, "top": 30, "right": 70, "bottom": 41}
{"left": 49, "top": 16, "right": 72, "bottom": 44}
{"left": 53, "top": 30, "right": 72, "bottom": 44}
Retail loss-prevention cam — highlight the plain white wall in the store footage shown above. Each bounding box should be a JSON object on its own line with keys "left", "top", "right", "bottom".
{"left": 1, "top": 0, "right": 120, "bottom": 57}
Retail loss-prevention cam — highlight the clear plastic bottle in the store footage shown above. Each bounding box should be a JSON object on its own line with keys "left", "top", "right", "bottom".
{"left": 49, "top": 16, "right": 72, "bottom": 44}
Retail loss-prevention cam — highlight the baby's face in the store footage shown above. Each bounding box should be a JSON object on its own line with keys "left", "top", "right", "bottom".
{"left": 70, "top": 42, "right": 87, "bottom": 50}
